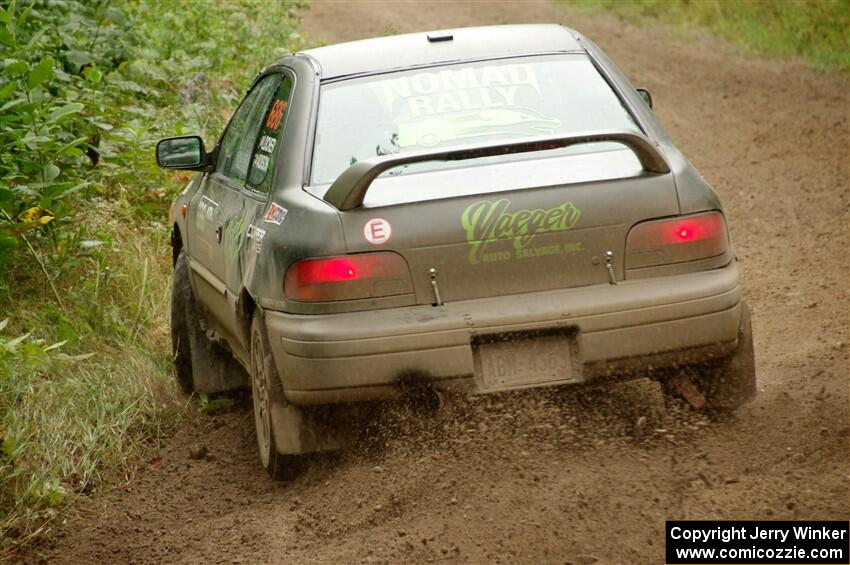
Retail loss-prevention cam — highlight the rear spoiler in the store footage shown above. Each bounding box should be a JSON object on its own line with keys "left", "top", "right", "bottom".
{"left": 323, "top": 130, "right": 670, "bottom": 210}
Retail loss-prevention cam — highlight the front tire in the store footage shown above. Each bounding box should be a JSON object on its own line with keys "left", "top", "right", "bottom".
{"left": 171, "top": 250, "right": 199, "bottom": 394}
{"left": 250, "top": 312, "right": 299, "bottom": 480}
{"left": 170, "top": 249, "right": 249, "bottom": 395}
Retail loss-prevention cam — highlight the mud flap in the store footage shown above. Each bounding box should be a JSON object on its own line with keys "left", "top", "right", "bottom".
{"left": 189, "top": 331, "right": 249, "bottom": 394}
{"left": 270, "top": 399, "right": 341, "bottom": 455}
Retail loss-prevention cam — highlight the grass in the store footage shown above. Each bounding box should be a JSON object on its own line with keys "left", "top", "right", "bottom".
{"left": 0, "top": 0, "right": 307, "bottom": 555}
{"left": 0, "top": 209, "right": 181, "bottom": 551}
{"left": 565, "top": 0, "right": 850, "bottom": 70}
{"left": 0, "top": 218, "right": 185, "bottom": 549}
{"left": 0, "top": 206, "right": 231, "bottom": 550}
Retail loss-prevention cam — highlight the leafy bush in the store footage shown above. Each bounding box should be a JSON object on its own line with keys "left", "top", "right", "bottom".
{"left": 0, "top": 0, "right": 306, "bottom": 554}
{"left": 0, "top": 0, "right": 306, "bottom": 274}
{"left": 0, "top": 0, "right": 119, "bottom": 264}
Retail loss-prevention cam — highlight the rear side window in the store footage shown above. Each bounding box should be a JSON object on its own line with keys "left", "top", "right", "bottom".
{"left": 247, "top": 75, "right": 294, "bottom": 192}
{"left": 216, "top": 75, "right": 281, "bottom": 183}
{"left": 311, "top": 54, "right": 640, "bottom": 185}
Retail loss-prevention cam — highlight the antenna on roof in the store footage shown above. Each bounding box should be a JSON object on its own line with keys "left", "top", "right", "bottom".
{"left": 426, "top": 32, "right": 453, "bottom": 43}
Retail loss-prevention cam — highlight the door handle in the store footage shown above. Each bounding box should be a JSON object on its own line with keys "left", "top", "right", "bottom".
{"left": 215, "top": 225, "right": 223, "bottom": 243}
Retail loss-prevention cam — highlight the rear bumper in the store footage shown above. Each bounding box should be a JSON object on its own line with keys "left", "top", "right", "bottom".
{"left": 266, "top": 262, "right": 742, "bottom": 405}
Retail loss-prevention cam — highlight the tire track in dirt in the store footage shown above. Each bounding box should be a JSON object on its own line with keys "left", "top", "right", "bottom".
{"left": 26, "top": 2, "right": 849, "bottom": 563}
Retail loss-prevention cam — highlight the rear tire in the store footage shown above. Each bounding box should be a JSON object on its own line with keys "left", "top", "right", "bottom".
{"left": 697, "top": 301, "right": 757, "bottom": 411}
{"left": 250, "top": 312, "right": 299, "bottom": 480}
{"left": 663, "top": 302, "right": 757, "bottom": 413}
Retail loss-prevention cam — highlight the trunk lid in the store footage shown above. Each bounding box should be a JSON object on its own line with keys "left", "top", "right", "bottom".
{"left": 332, "top": 150, "right": 679, "bottom": 304}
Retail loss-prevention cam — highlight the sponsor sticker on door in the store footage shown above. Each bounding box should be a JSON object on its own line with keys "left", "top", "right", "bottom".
{"left": 364, "top": 218, "right": 392, "bottom": 245}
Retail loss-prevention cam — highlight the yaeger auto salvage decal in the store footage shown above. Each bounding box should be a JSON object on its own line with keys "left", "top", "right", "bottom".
{"left": 461, "top": 198, "right": 582, "bottom": 264}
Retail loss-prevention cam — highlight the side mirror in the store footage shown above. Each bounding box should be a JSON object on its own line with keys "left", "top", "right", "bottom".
{"left": 156, "top": 136, "right": 211, "bottom": 171}
{"left": 636, "top": 88, "right": 653, "bottom": 109}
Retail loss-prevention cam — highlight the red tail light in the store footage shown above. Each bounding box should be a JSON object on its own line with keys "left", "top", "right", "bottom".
{"left": 284, "top": 252, "right": 413, "bottom": 302}
{"left": 626, "top": 211, "right": 729, "bottom": 269}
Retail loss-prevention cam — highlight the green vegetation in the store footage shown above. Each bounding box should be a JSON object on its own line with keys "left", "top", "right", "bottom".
{"left": 567, "top": 0, "right": 850, "bottom": 70}
{"left": 0, "top": 0, "right": 305, "bottom": 553}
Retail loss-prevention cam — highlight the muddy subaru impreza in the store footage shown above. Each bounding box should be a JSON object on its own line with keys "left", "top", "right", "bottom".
{"left": 157, "top": 25, "right": 755, "bottom": 479}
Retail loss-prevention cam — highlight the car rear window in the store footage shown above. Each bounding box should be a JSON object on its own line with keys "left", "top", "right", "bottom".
{"left": 310, "top": 54, "right": 640, "bottom": 186}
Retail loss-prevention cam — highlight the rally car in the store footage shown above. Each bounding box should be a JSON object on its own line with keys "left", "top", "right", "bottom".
{"left": 157, "top": 24, "right": 756, "bottom": 479}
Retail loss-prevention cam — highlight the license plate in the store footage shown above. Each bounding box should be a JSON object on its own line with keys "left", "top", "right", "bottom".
{"left": 475, "top": 335, "right": 576, "bottom": 391}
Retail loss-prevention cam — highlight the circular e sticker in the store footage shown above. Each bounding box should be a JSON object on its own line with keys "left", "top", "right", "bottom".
{"left": 364, "top": 218, "right": 391, "bottom": 245}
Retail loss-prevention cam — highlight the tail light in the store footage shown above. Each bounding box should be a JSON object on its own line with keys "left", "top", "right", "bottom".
{"left": 626, "top": 211, "right": 729, "bottom": 269}
{"left": 284, "top": 252, "right": 413, "bottom": 302}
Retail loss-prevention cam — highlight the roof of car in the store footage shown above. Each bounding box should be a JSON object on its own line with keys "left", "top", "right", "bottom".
{"left": 298, "top": 24, "right": 584, "bottom": 80}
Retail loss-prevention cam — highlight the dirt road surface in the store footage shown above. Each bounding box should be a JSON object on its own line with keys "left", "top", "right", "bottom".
{"left": 27, "top": 1, "right": 849, "bottom": 563}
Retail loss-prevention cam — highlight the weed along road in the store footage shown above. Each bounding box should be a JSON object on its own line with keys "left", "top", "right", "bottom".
{"left": 32, "top": 1, "right": 848, "bottom": 563}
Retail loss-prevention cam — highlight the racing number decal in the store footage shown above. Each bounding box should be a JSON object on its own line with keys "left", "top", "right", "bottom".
{"left": 266, "top": 99, "right": 288, "bottom": 130}
{"left": 364, "top": 218, "right": 392, "bottom": 245}
{"left": 248, "top": 77, "right": 293, "bottom": 189}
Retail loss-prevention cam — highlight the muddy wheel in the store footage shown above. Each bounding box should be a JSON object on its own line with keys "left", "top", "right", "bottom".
{"left": 171, "top": 249, "right": 199, "bottom": 394}
{"left": 663, "top": 302, "right": 757, "bottom": 413}
{"left": 250, "top": 312, "right": 299, "bottom": 480}
{"left": 171, "top": 249, "right": 249, "bottom": 395}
